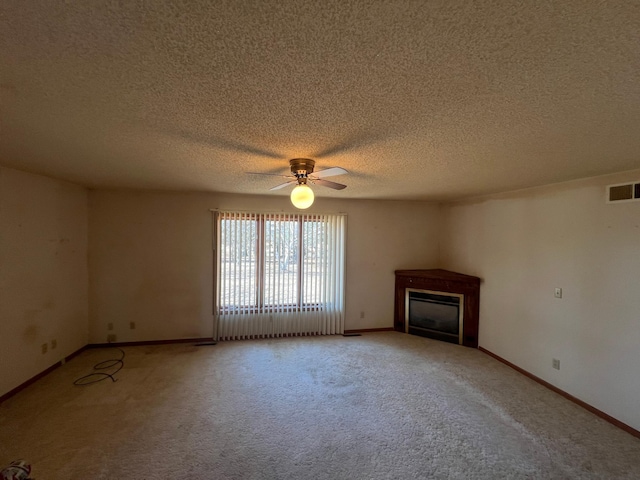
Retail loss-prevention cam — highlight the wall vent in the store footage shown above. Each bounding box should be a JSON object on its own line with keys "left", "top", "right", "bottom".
{"left": 607, "top": 182, "right": 640, "bottom": 203}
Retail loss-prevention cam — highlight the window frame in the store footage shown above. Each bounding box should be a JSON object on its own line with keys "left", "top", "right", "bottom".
{"left": 218, "top": 213, "right": 325, "bottom": 314}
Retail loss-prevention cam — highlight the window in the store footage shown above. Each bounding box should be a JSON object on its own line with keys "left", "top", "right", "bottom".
{"left": 215, "top": 211, "right": 345, "bottom": 340}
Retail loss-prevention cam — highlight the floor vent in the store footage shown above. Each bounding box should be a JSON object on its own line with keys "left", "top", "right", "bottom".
{"left": 607, "top": 182, "right": 640, "bottom": 203}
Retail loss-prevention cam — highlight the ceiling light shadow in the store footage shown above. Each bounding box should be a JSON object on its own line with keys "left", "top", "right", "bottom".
{"left": 163, "top": 128, "right": 284, "bottom": 160}
{"left": 313, "top": 129, "right": 400, "bottom": 159}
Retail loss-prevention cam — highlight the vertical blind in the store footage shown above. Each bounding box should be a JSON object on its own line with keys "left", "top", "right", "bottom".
{"left": 214, "top": 211, "right": 346, "bottom": 340}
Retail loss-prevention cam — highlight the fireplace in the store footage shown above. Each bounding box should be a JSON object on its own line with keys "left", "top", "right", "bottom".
{"left": 406, "top": 289, "right": 464, "bottom": 344}
{"left": 394, "top": 269, "right": 480, "bottom": 348}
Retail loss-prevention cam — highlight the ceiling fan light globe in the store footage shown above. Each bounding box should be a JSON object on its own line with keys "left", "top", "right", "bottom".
{"left": 290, "top": 184, "right": 314, "bottom": 209}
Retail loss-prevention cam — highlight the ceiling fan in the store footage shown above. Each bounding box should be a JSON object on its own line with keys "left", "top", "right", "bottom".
{"left": 248, "top": 158, "right": 348, "bottom": 209}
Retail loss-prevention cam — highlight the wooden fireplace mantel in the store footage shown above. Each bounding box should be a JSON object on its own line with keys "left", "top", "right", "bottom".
{"left": 394, "top": 269, "right": 481, "bottom": 348}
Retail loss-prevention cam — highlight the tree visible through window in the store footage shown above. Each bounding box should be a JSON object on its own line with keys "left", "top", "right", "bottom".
{"left": 218, "top": 213, "right": 336, "bottom": 311}
{"left": 215, "top": 211, "right": 345, "bottom": 340}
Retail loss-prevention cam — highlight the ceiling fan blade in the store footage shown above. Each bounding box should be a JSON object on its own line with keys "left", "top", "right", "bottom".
{"left": 310, "top": 178, "right": 347, "bottom": 190}
{"left": 311, "top": 167, "right": 348, "bottom": 179}
{"left": 270, "top": 180, "right": 297, "bottom": 190}
{"left": 246, "top": 172, "right": 293, "bottom": 179}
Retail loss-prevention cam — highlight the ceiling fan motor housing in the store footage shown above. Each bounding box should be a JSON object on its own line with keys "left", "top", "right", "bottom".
{"left": 290, "top": 158, "right": 315, "bottom": 183}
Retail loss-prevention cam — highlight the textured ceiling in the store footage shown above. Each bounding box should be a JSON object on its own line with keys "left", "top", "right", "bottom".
{"left": 1, "top": 1, "right": 640, "bottom": 201}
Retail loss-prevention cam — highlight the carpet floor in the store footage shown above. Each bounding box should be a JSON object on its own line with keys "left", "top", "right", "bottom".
{"left": 1, "top": 332, "right": 639, "bottom": 479}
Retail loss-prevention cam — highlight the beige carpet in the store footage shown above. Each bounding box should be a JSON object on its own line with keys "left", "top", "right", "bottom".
{"left": 1, "top": 332, "right": 639, "bottom": 479}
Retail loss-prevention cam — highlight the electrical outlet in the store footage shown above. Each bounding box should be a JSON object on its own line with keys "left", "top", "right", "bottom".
{"left": 129, "top": 321, "right": 136, "bottom": 330}
{"left": 554, "top": 288, "right": 563, "bottom": 299}
{"left": 107, "top": 334, "right": 117, "bottom": 343}
{"left": 108, "top": 322, "right": 114, "bottom": 331}
{"left": 51, "top": 339, "right": 57, "bottom": 350}
{"left": 552, "top": 358, "right": 560, "bottom": 370}
{"left": 360, "top": 311, "right": 365, "bottom": 319}
{"left": 41, "top": 343, "right": 48, "bottom": 354}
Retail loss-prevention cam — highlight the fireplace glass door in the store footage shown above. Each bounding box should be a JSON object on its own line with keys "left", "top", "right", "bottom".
{"left": 405, "top": 289, "right": 464, "bottom": 344}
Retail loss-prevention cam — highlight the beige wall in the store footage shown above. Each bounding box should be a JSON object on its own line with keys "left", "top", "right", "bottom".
{"left": 0, "top": 167, "right": 88, "bottom": 396}
{"left": 5, "top": 160, "right": 640, "bottom": 434}
{"left": 440, "top": 169, "right": 640, "bottom": 431}
{"left": 4, "top": 163, "right": 640, "bottom": 433}
{"left": 88, "top": 191, "right": 442, "bottom": 343}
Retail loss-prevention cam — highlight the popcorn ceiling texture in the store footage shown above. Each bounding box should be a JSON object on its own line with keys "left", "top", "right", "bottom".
{"left": 1, "top": 1, "right": 639, "bottom": 200}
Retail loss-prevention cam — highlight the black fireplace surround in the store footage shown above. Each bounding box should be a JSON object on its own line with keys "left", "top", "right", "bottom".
{"left": 394, "top": 269, "right": 480, "bottom": 348}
